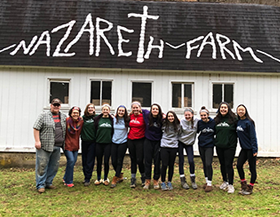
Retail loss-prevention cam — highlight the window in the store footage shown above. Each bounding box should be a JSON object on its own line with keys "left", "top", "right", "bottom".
{"left": 90, "top": 80, "right": 112, "bottom": 106}
{"left": 49, "top": 80, "right": 69, "bottom": 104}
{"left": 132, "top": 82, "right": 152, "bottom": 107}
{"left": 212, "top": 83, "right": 234, "bottom": 108}
{"left": 172, "top": 83, "right": 193, "bottom": 108}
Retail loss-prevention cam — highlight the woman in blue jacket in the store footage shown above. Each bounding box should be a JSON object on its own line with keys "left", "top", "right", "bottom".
{"left": 197, "top": 106, "right": 215, "bottom": 192}
{"left": 236, "top": 104, "right": 258, "bottom": 195}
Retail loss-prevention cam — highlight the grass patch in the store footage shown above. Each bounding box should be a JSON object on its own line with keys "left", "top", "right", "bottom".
{"left": 1, "top": 157, "right": 280, "bottom": 216}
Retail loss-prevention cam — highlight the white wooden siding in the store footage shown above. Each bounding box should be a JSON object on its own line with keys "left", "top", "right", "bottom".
{"left": 0, "top": 67, "right": 279, "bottom": 156}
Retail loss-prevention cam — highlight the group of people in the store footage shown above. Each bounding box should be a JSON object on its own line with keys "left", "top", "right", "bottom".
{"left": 33, "top": 99, "right": 258, "bottom": 196}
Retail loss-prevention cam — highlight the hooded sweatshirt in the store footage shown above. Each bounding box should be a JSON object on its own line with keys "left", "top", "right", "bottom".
{"left": 197, "top": 117, "right": 215, "bottom": 148}
{"left": 142, "top": 109, "right": 163, "bottom": 141}
{"left": 179, "top": 117, "right": 198, "bottom": 145}
{"left": 215, "top": 115, "right": 237, "bottom": 149}
{"left": 236, "top": 118, "right": 258, "bottom": 154}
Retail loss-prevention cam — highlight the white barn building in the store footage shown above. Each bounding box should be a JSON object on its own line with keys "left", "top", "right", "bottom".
{"left": 0, "top": 0, "right": 280, "bottom": 156}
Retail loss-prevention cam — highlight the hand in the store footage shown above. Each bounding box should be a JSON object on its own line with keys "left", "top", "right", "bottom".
{"left": 35, "top": 141, "right": 41, "bottom": 150}
{"left": 253, "top": 152, "right": 257, "bottom": 157}
{"left": 162, "top": 113, "right": 166, "bottom": 119}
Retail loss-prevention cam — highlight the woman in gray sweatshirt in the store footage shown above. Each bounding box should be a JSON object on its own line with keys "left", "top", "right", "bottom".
{"left": 178, "top": 108, "right": 198, "bottom": 190}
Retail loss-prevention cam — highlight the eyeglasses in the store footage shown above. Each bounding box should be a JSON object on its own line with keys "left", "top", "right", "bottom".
{"left": 53, "top": 103, "right": 61, "bottom": 107}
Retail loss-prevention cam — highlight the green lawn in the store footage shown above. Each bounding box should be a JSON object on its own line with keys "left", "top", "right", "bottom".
{"left": 1, "top": 157, "right": 280, "bottom": 216}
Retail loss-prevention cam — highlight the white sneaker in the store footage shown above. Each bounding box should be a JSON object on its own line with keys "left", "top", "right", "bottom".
{"left": 219, "top": 181, "right": 228, "bottom": 190}
{"left": 227, "top": 184, "right": 235, "bottom": 193}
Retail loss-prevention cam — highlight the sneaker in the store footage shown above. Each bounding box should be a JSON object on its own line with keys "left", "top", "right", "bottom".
{"left": 167, "top": 182, "right": 173, "bottom": 190}
{"left": 84, "top": 182, "right": 90, "bottom": 187}
{"left": 143, "top": 179, "right": 151, "bottom": 190}
{"left": 153, "top": 179, "right": 160, "bottom": 190}
{"left": 103, "top": 178, "right": 110, "bottom": 186}
{"left": 94, "top": 179, "right": 104, "bottom": 185}
{"left": 190, "top": 176, "right": 197, "bottom": 190}
{"left": 37, "top": 188, "right": 45, "bottom": 193}
{"left": 180, "top": 177, "right": 189, "bottom": 190}
{"left": 130, "top": 178, "right": 136, "bottom": 188}
{"left": 161, "top": 182, "right": 168, "bottom": 191}
{"left": 46, "top": 185, "right": 56, "bottom": 189}
{"left": 220, "top": 181, "right": 228, "bottom": 190}
{"left": 228, "top": 184, "right": 235, "bottom": 194}
{"left": 241, "top": 185, "right": 253, "bottom": 195}
{"left": 66, "top": 183, "right": 74, "bottom": 187}
{"left": 205, "top": 185, "right": 213, "bottom": 192}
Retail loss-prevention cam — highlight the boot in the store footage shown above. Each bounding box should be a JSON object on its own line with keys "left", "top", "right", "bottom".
{"left": 141, "top": 175, "right": 146, "bottom": 187}
{"left": 180, "top": 177, "right": 189, "bottom": 190}
{"left": 130, "top": 178, "right": 136, "bottom": 188}
{"left": 110, "top": 176, "right": 118, "bottom": 188}
{"left": 117, "top": 173, "right": 124, "bottom": 183}
{"left": 241, "top": 184, "right": 253, "bottom": 195}
{"left": 143, "top": 179, "right": 151, "bottom": 190}
{"left": 239, "top": 181, "right": 247, "bottom": 194}
{"left": 153, "top": 179, "right": 160, "bottom": 190}
{"left": 190, "top": 176, "right": 197, "bottom": 190}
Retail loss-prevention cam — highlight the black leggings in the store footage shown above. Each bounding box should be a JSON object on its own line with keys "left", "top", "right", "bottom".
{"left": 161, "top": 147, "right": 177, "bottom": 182}
{"left": 128, "top": 138, "right": 145, "bottom": 175}
{"left": 236, "top": 149, "right": 257, "bottom": 184}
{"left": 111, "top": 142, "right": 127, "bottom": 177}
{"left": 216, "top": 147, "right": 236, "bottom": 185}
{"left": 198, "top": 146, "right": 213, "bottom": 181}
{"left": 144, "top": 139, "right": 161, "bottom": 180}
{"left": 96, "top": 143, "right": 111, "bottom": 180}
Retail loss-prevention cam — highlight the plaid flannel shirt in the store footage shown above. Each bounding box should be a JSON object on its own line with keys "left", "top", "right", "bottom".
{"left": 33, "top": 111, "right": 67, "bottom": 152}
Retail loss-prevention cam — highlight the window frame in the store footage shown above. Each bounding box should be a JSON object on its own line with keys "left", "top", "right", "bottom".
{"left": 130, "top": 80, "right": 153, "bottom": 108}
{"left": 170, "top": 81, "right": 195, "bottom": 109}
{"left": 47, "top": 78, "right": 71, "bottom": 109}
{"left": 210, "top": 81, "right": 235, "bottom": 110}
{"left": 89, "top": 78, "right": 113, "bottom": 108}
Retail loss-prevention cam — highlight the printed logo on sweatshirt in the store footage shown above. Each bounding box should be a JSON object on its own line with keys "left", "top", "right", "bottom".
{"left": 130, "top": 119, "right": 140, "bottom": 124}
{"left": 153, "top": 122, "right": 160, "bottom": 128}
{"left": 201, "top": 127, "right": 214, "bottom": 133}
{"left": 99, "top": 123, "right": 112, "bottom": 128}
{"left": 86, "top": 119, "right": 94, "bottom": 123}
{"left": 217, "top": 122, "right": 230, "bottom": 127}
{"left": 236, "top": 125, "right": 244, "bottom": 132}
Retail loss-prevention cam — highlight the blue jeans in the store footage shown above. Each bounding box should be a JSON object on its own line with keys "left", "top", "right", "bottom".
{"left": 35, "top": 146, "right": 61, "bottom": 190}
{"left": 63, "top": 150, "right": 78, "bottom": 184}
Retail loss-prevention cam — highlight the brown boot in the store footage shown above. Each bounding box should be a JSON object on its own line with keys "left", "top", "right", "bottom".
{"left": 153, "top": 179, "right": 160, "bottom": 190}
{"left": 241, "top": 184, "right": 253, "bottom": 195}
{"left": 110, "top": 176, "right": 118, "bottom": 188}
{"left": 205, "top": 185, "right": 213, "bottom": 192}
{"left": 117, "top": 173, "right": 124, "bottom": 183}
{"left": 239, "top": 181, "right": 247, "bottom": 194}
{"left": 143, "top": 179, "right": 151, "bottom": 190}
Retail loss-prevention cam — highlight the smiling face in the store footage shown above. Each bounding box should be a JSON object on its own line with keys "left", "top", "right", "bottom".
{"left": 200, "top": 112, "right": 209, "bottom": 122}
{"left": 167, "top": 112, "right": 175, "bottom": 123}
{"left": 184, "top": 111, "right": 193, "bottom": 121}
{"left": 117, "top": 107, "right": 125, "bottom": 118}
{"left": 71, "top": 109, "right": 80, "bottom": 121}
{"left": 87, "top": 105, "right": 95, "bottom": 115}
{"left": 219, "top": 104, "right": 229, "bottom": 116}
{"left": 151, "top": 105, "right": 159, "bottom": 117}
{"left": 132, "top": 104, "right": 141, "bottom": 116}
{"left": 237, "top": 105, "right": 246, "bottom": 120}
{"left": 102, "top": 106, "right": 110, "bottom": 117}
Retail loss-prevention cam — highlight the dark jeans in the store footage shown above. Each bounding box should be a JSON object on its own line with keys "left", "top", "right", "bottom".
{"left": 111, "top": 142, "right": 128, "bottom": 177}
{"left": 81, "top": 141, "right": 96, "bottom": 182}
{"left": 178, "top": 141, "right": 195, "bottom": 175}
{"left": 216, "top": 147, "right": 236, "bottom": 185}
{"left": 128, "top": 138, "right": 145, "bottom": 175}
{"left": 199, "top": 146, "right": 214, "bottom": 181}
{"left": 96, "top": 143, "right": 111, "bottom": 180}
{"left": 237, "top": 149, "right": 257, "bottom": 184}
{"left": 161, "top": 147, "right": 178, "bottom": 182}
{"left": 144, "top": 139, "right": 161, "bottom": 180}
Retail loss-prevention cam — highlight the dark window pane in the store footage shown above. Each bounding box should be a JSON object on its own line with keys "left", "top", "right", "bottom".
{"left": 225, "top": 84, "right": 234, "bottom": 108}
{"left": 184, "top": 84, "right": 192, "bottom": 107}
{"left": 50, "top": 82, "right": 69, "bottom": 104}
{"left": 132, "top": 82, "right": 151, "bottom": 107}
{"left": 90, "top": 81, "right": 100, "bottom": 105}
{"left": 102, "top": 81, "right": 112, "bottom": 105}
{"left": 213, "top": 84, "right": 222, "bottom": 108}
{"left": 172, "top": 84, "right": 181, "bottom": 108}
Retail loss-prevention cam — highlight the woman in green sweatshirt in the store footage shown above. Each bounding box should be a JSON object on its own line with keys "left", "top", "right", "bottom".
{"left": 214, "top": 102, "right": 237, "bottom": 194}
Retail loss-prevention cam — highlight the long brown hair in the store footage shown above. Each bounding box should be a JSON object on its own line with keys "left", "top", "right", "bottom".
{"left": 83, "top": 103, "right": 95, "bottom": 116}
{"left": 214, "top": 102, "right": 237, "bottom": 125}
